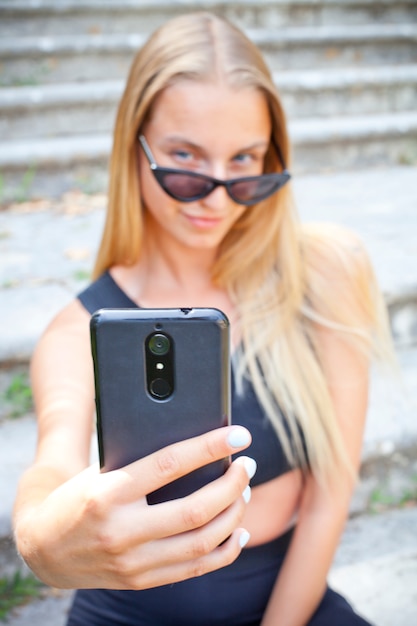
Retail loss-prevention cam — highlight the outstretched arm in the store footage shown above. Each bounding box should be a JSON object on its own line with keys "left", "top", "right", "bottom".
{"left": 13, "top": 300, "right": 253, "bottom": 590}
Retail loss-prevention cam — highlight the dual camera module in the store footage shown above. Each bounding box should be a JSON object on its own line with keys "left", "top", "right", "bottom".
{"left": 145, "top": 332, "right": 174, "bottom": 400}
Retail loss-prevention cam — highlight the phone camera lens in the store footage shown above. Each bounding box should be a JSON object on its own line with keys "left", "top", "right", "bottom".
{"left": 150, "top": 378, "right": 172, "bottom": 399}
{"left": 148, "top": 333, "right": 170, "bottom": 356}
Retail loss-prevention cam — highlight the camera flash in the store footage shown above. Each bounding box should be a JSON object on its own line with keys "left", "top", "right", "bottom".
{"left": 156, "top": 363, "right": 164, "bottom": 370}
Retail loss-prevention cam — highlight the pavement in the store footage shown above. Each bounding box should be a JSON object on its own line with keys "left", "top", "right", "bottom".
{"left": 0, "top": 164, "right": 416, "bottom": 624}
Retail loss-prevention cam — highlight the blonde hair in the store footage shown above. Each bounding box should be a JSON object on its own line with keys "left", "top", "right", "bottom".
{"left": 94, "top": 12, "right": 393, "bottom": 483}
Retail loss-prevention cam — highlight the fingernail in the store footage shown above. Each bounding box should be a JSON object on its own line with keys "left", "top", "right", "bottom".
{"left": 239, "top": 530, "right": 251, "bottom": 548}
{"left": 227, "top": 427, "right": 251, "bottom": 448}
{"left": 242, "top": 485, "right": 251, "bottom": 504}
{"left": 239, "top": 456, "right": 257, "bottom": 480}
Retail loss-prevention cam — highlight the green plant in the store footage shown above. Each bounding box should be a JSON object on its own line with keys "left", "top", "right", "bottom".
{"left": 398, "top": 144, "right": 417, "bottom": 166}
{"left": 73, "top": 269, "right": 91, "bottom": 281}
{"left": 15, "top": 165, "right": 36, "bottom": 203}
{"left": 398, "top": 483, "right": 417, "bottom": 507}
{"left": 74, "top": 173, "right": 104, "bottom": 196}
{"left": 2, "top": 62, "right": 51, "bottom": 89}
{"left": 368, "top": 483, "right": 417, "bottom": 513}
{"left": 2, "top": 373, "right": 33, "bottom": 418}
{"left": 368, "top": 487, "right": 396, "bottom": 512}
{"left": 14, "top": 77, "right": 41, "bottom": 87}
{"left": 0, "top": 571, "right": 43, "bottom": 620}
{"left": 1, "top": 279, "right": 18, "bottom": 289}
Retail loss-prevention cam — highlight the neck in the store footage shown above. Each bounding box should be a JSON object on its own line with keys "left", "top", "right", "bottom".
{"left": 137, "top": 220, "right": 220, "bottom": 304}
{"left": 143, "top": 246, "right": 215, "bottom": 293}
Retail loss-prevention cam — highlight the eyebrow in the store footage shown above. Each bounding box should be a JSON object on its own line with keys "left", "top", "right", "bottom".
{"left": 162, "top": 136, "right": 269, "bottom": 154}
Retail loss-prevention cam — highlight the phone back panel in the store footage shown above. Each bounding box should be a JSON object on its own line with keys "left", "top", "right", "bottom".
{"left": 91, "top": 308, "right": 230, "bottom": 503}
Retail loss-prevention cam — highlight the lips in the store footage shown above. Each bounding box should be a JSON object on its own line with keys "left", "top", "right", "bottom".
{"left": 182, "top": 213, "right": 224, "bottom": 229}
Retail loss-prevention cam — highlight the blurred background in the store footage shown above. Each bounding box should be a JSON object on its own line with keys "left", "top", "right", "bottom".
{"left": 0, "top": 0, "right": 416, "bottom": 196}
{"left": 0, "top": 1, "right": 416, "bottom": 625}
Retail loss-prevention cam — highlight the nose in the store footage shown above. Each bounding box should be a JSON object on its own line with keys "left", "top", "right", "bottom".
{"left": 202, "top": 182, "right": 231, "bottom": 211}
{"left": 201, "top": 162, "right": 232, "bottom": 211}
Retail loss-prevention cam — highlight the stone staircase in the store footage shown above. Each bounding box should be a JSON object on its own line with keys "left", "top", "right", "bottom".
{"left": 0, "top": 0, "right": 416, "bottom": 201}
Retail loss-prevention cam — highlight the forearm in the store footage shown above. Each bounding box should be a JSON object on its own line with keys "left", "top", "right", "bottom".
{"left": 14, "top": 463, "right": 73, "bottom": 523}
{"left": 14, "top": 416, "right": 92, "bottom": 541}
{"left": 262, "top": 514, "right": 347, "bottom": 625}
{"left": 261, "top": 478, "right": 352, "bottom": 626}
{"left": 13, "top": 462, "right": 79, "bottom": 569}
{"left": 262, "top": 317, "right": 370, "bottom": 625}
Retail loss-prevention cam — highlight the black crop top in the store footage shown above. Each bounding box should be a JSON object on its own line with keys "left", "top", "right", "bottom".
{"left": 78, "top": 272, "right": 295, "bottom": 486}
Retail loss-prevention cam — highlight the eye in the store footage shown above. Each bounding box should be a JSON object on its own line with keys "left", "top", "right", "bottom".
{"left": 172, "top": 149, "right": 193, "bottom": 162}
{"left": 233, "top": 153, "right": 252, "bottom": 164}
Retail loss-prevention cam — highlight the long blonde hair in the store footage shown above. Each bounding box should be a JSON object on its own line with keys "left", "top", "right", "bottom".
{"left": 94, "top": 12, "right": 393, "bottom": 483}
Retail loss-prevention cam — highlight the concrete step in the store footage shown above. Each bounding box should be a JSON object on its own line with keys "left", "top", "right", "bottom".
{"left": 0, "top": 81, "right": 121, "bottom": 141}
{"left": 1, "top": 0, "right": 415, "bottom": 38}
{"left": 1, "top": 65, "right": 416, "bottom": 141}
{"left": 279, "top": 64, "right": 417, "bottom": 118}
{"left": 1, "top": 111, "right": 416, "bottom": 202}
{"left": 1, "top": 24, "right": 416, "bottom": 86}
{"left": 328, "top": 507, "right": 417, "bottom": 626}
{"left": 290, "top": 110, "right": 417, "bottom": 171}
{"left": 0, "top": 134, "right": 111, "bottom": 201}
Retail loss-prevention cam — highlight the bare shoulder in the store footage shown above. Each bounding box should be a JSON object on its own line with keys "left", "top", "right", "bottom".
{"left": 43, "top": 297, "right": 91, "bottom": 336}
{"left": 299, "top": 221, "right": 383, "bottom": 339}
{"left": 33, "top": 298, "right": 92, "bottom": 360}
{"left": 300, "top": 221, "right": 372, "bottom": 282}
{"left": 300, "top": 222, "right": 376, "bottom": 300}
{"left": 31, "top": 298, "right": 93, "bottom": 403}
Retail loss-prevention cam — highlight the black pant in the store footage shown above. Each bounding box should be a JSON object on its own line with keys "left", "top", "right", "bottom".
{"left": 67, "top": 530, "right": 373, "bottom": 626}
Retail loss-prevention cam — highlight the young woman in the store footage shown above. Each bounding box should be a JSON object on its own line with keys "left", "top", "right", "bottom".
{"left": 13, "top": 12, "right": 392, "bottom": 626}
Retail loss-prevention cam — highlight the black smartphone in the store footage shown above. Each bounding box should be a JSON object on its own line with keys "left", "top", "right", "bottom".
{"left": 90, "top": 307, "right": 231, "bottom": 504}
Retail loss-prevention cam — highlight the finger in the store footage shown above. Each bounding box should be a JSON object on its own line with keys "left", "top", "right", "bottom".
{"left": 104, "top": 527, "right": 251, "bottom": 590}
{"left": 153, "top": 527, "right": 250, "bottom": 587}
{"left": 154, "top": 526, "right": 251, "bottom": 587}
{"left": 100, "top": 494, "right": 246, "bottom": 585}
{"left": 102, "top": 426, "right": 252, "bottom": 503}
{"left": 97, "top": 455, "right": 254, "bottom": 555}
{"left": 138, "top": 492, "right": 248, "bottom": 569}
{"left": 136, "top": 528, "right": 251, "bottom": 589}
{"left": 136, "top": 455, "right": 254, "bottom": 541}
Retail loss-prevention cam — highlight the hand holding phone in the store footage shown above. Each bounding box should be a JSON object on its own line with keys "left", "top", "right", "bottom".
{"left": 15, "top": 423, "right": 253, "bottom": 590}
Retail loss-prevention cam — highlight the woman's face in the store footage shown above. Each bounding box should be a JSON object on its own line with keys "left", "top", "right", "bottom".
{"left": 138, "top": 80, "right": 272, "bottom": 253}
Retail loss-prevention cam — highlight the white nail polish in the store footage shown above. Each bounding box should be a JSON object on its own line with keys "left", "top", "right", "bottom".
{"left": 242, "top": 456, "right": 257, "bottom": 480}
{"left": 239, "top": 530, "right": 250, "bottom": 548}
{"left": 242, "top": 485, "right": 251, "bottom": 504}
{"left": 227, "top": 427, "right": 251, "bottom": 448}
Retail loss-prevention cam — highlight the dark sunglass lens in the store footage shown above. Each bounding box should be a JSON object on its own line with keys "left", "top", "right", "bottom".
{"left": 230, "top": 177, "right": 279, "bottom": 204}
{"left": 162, "top": 173, "right": 213, "bottom": 201}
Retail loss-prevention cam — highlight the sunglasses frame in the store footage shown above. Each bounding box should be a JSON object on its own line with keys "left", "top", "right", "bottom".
{"left": 138, "top": 134, "right": 291, "bottom": 206}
